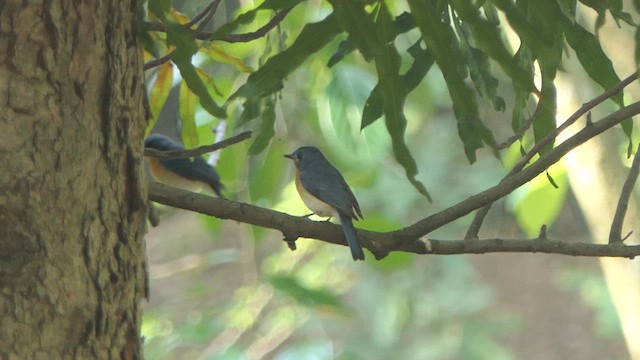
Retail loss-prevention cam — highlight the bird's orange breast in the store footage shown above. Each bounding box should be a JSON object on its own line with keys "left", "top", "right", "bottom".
{"left": 294, "top": 170, "right": 335, "bottom": 217}
{"left": 147, "top": 157, "right": 205, "bottom": 192}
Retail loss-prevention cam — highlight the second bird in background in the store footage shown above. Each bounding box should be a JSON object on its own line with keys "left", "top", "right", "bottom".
{"left": 285, "top": 146, "right": 365, "bottom": 261}
{"left": 144, "top": 133, "right": 224, "bottom": 198}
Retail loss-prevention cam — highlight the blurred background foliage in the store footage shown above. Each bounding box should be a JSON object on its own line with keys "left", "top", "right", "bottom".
{"left": 141, "top": 0, "right": 639, "bottom": 359}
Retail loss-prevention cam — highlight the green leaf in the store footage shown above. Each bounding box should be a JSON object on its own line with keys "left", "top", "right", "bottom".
{"left": 452, "top": 18, "right": 505, "bottom": 112}
{"left": 482, "top": 1, "right": 501, "bottom": 25}
{"left": 149, "top": 63, "right": 174, "bottom": 122}
{"left": 561, "top": 18, "right": 632, "bottom": 144}
{"left": 515, "top": 0, "right": 563, "bottom": 151}
{"left": 168, "top": 23, "right": 227, "bottom": 119}
{"left": 210, "top": 0, "right": 305, "bottom": 40}
{"left": 328, "top": 11, "right": 416, "bottom": 67}
{"left": 148, "top": 0, "right": 172, "bottom": 21}
{"left": 201, "top": 44, "right": 254, "bottom": 73}
{"left": 511, "top": 45, "right": 534, "bottom": 132}
{"left": 268, "top": 275, "right": 346, "bottom": 312}
{"left": 492, "top": 0, "right": 552, "bottom": 57}
{"left": 249, "top": 141, "right": 287, "bottom": 203}
{"left": 555, "top": 0, "right": 577, "bottom": 24}
{"left": 230, "top": 14, "right": 341, "bottom": 100}
{"left": 531, "top": 77, "right": 558, "bottom": 154}
{"left": 237, "top": 98, "right": 263, "bottom": 127}
{"left": 449, "top": 0, "right": 535, "bottom": 94}
{"left": 179, "top": 80, "right": 198, "bottom": 148}
{"left": 331, "top": 1, "right": 430, "bottom": 199}
{"left": 563, "top": 21, "right": 623, "bottom": 106}
{"left": 248, "top": 98, "right": 276, "bottom": 154}
{"left": 137, "top": 3, "right": 160, "bottom": 58}
{"left": 362, "top": 41, "right": 434, "bottom": 129}
{"left": 409, "top": 0, "right": 495, "bottom": 163}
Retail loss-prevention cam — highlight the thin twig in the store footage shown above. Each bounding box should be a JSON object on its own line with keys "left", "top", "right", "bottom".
{"left": 496, "top": 101, "right": 542, "bottom": 150}
{"left": 145, "top": 7, "right": 293, "bottom": 42}
{"left": 187, "top": 0, "right": 220, "bottom": 29}
{"left": 144, "top": 131, "right": 252, "bottom": 159}
{"left": 143, "top": 8, "right": 292, "bottom": 71}
{"left": 466, "top": 72, "right": 639, "bottom": 239}
{"left": 609, "top": 141, "right": 640, "bottom": 243}
{"left": 144, "top": 53, "right": 173, "bottom": 71}
{"left": 195, "top": 0, "right": 221, "bottom": 33}
{"left": 144, "top": 0, "right": 221, "bottom": 71}
{"left": 217, "top": 7, "right": 293, "bottom": 42}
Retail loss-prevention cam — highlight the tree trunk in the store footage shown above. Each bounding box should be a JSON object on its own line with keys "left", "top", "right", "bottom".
{"left": 0, "top": 1, "right": 148, "bottom": 358}
{"left": 564, "top": 128, "right": 640, "bottom": 360}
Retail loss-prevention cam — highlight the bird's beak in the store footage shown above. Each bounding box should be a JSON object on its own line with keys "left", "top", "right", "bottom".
{"left": 284, "top": 153, "right": 294, "bottom": 160}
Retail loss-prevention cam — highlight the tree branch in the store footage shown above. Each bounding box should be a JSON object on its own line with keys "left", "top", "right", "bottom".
{"left": 422, "top": 101, "right": 640, "bottom": 241}
{"left": 148, "top": 182, "right": 640, "bottom": 259}
{"left": 146, "top": 102, "right": 640, "bottom": 260}
{"left": 609, "top": 141, "right": 640, "bottom": 243}
{"left": 144, "top": 7, "right": 293, "bottom": 42}
{"left": 144, "top": 131, "right": 252, "bottom": 159}
{"left": 191, "top": 0, "right": 221, "bottom": 31}
{"left": 215, "top": 7, "right": 293, "bottom": 43}
{"left": 467, "top": 72, "right": 639, "bottom": 238}
{"left": 496, "top": 101, "right": 542, "bottom": 150}
{"left": 143, "top": 8, "right": 292, "bottom": 71}
{"left": 186, "top": 0, "right": 221, "bottom": 29}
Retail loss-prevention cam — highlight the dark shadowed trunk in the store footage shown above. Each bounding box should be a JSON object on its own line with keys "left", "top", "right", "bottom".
{"left": 1, "top": 1, "right": 148, "bottom": 358}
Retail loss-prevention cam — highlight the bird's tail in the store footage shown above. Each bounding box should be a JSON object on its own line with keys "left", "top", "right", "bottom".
{"left": 208, "top": 180, "right": 225, "bottom": 199}
{"left": 338, "top": 212, "right": 365, "bottom": 261}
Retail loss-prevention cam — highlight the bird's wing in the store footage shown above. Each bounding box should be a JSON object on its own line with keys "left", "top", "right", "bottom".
{"left": 161, "top": 157, "right": 223, "bottom": 195}
{"left": 299, "top": 167, "right": 361, "bottom": 219}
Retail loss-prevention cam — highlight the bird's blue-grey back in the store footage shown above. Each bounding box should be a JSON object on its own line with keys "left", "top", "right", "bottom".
{"left": 295, "top": 147, "right": 362, "bottom": 220}
{"left": 145, "top": 134, "right": 223, "bottom": 197}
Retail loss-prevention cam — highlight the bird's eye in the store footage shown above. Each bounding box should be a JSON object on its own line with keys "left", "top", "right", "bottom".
{"left": 296, "top": 154, "right": 302, "bottom": 160}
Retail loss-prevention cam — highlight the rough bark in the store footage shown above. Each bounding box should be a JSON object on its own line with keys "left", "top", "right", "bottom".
{"left": 0, "top": 1, "right": 148, "bottom": 358}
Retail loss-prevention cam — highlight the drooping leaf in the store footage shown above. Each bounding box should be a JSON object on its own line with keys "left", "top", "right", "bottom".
{"left": 137, "top": 2, "right": 160, "bottom": 58}
{"left": 148, "top": 0, "right": 172, "bottom": 21}
{"left": 328, "top": 11, "right": 416, "bottom": 67}
{"left": 362, "top": 41, "right": 434, "bottom": 129}
{"left": 202, "top": 44, "right": 254, "bottom": 73}
{"left": 452, "top": 17, "right": 505, "bottom": 112}
{"left": 331, "top": 1, "right": 430, "bottom": 199}
{"left": 179, "top": 79, "right": 199, "bottom": 148}
{"left": 249, "top": 142, "right": 287, "bottom": 203}
{"left": 562, "top": 18, "right": 632, "bottom": 145}
{"left": 482, "top": 1, "right": 501, "bottom": 25}
{"left": 169, "top": 9, "right": 190, "bottom": 25}
{"left": 237, "top": 98, "right": 263, "bottom": 127}
{"left": 248, "top": 98, "right": 276, "bottom": 154}
{"left": 230, "top": 14, "right": 341, "bottom": 100}
{"left": 401, "top": 41, "right": 435, "bottom": 97}
{"left": 210, "top": 0, "right": 305, "bottom": 40}
{"left": 563, "top": 20, "right": 623, "bottom": 106}
{"left": 149, "top": 62, "right": 174, "bottom": 122}
{"left": 167, "top": 23, "right": 227, "bottom": 118}
{"left": 449, "top": 0, "right": 535, "bottom": 94}
{"left": 492, "top": 0, "right": 552, "bottom": 57}
{"left": 409, "top": 0, "right": 495, "bottom": 163}
{"left": 511, "top": 45, "right": 534, "bottom": 133}
{"left": 527, "top": 1, "right": 564, "bottom": 151}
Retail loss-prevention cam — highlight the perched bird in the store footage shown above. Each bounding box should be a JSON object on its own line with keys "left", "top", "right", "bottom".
{"left": 144, "top": 133, "right": 224, "bottom": 197}
{"left": 285, "top": 146, "right": 365, "bottom": 261}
